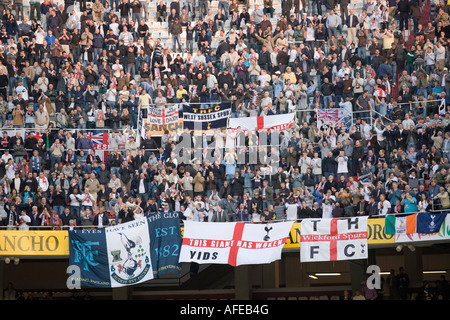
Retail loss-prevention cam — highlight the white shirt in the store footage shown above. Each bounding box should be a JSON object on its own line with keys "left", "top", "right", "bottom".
{"left": 97, "top": 213, "right": 104, "bottom": 227}
{"left": 361, "top": 123, "right": 372, "bottom": 140}
{"left": 377, "top": 200, "right": 391, "bottom": 215}
{"left": 1, "top": 153, "right": 13, "bottom": 163}
{"left": 38, "top": 176, "right": 49, "bottom": 192}
{"left": 81, "top": 193, "right": 94, "bottom": 206}
{"left": 70, "top": 194, "right": 81, "bottom": 207}
{"left": 15, "top": 86, "right": 28, "bottom": 100}
{"left": 139, "top": 179, "right": 146, "bottom": 193}
{"left": 336, "top": 156, "right": 348, "bottom": 173}
{"left": 322, "top": 202, "right": 333, "bottom": 219}
{"left": 285, "top": 203, "right": 298, "bottom": 220}
{"left": 109, "top": 22, "right": 119, "bottom": 35}
{"left": 402, "top": 119, "right": 415, "bottom": 130}
{"left": 18, "top": 214, "right": 31, "bottom": 230}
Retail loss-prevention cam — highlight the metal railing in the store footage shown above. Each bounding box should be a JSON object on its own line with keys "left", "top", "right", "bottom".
{"left": 3, "top": 209, "right": 448, "bottom": 231}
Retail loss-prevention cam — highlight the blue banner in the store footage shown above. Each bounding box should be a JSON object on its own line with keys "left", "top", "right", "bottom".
{"left": 416, "top": 212, "right": 448, "bottom": 234}
{"left": 69, "top": 229, "right": 111, "bottom": 288}
{"left": 69, "top": 219, "right": 154, "bottom": 288}
{"left": 182, "top": 102, "right": 231, "bottom": 130}
{"left": 69, "top": 214, "right": 182, "bottom": 288}
{"left": 148, "top": 211, "right": 182, "bottom": 277}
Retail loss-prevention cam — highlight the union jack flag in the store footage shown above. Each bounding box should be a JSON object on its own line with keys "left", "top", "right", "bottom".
{"left": 316, "top": 108, "right": 344, "bottom": 128}
{"left": 25, "top": 130, "right": 43, "bottom": 141}
{"left": 87, "top": 132, "right": 109, "bottom": 148}
{"left": 317, "top": 109, "right": 341, "bottom": 121}
{"left": 86, "top": 132, "right": 110, "bottom": 162}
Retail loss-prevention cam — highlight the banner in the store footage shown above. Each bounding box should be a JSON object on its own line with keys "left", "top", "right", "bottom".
{"left": 385, "top": 214, "right": 417, "bottom": 235}
{"left": 0, "top": 231, "right": 69, "bottom": 256}
{"left": 316, "top": 108, "right": 346, "bottom": 128}
{"left": 25, "top": 130, "right": 44, "bottom": 140}
{"left": 86, "top": 131, "right": 109, "bottom": 161}
{"left": 284, "top": 218, "right": 395, "bottom": 248}
{"left": 142, "top": 118, "right": 184, "bottom": 136}
{"left": 147, "top": 105, "right": 179, "bottom": 126}
{"left": 148, "top": 211, "right": 182, "bottom": 277}
{"left": 69, "top": 218, "right": 153, "bottom": 288}
{"left": 179, "top": 221, "right": 293, "bottom": 267}
{"left": 416, "top": 212, "right": 448, "bottom": 234}
{"left": 182, "top": 103, "right": 231, "bottom": 131}
{"left": 385, "top": 212, "right": 447, "bottom": 235}
{"left": 4, "top": 129, "right": 25, "bottom": 139}
{"left": 228, "top": 113, "right": 295, "bottom": 132}
{"left": 395, "top": 213, "right": 450, "bottom": 243}
{"left": 300, "top": 217, "right": 368, "bottom": 262}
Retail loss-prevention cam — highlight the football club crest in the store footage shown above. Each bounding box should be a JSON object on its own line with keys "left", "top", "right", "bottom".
{"left": 108, "top": 227, "right": 152, "bottom": 285}
{"left": 69, "top": 219, "right": 155, "bottom": 288}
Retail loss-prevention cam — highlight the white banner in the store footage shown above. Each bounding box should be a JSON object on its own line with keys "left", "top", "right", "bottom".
{"left": 147, "top": 105, "right": 179, "bottom": 126}
{"left": 105, "top": 218, "right": 154, "bottom": 287}
{"left": 179, "top": 221, "right": 294, "bottom": 267}
{"left": 300, "top": 217, "right": 368, "bottom": 262}
{"left": 228, "top": 113, "right": 295, "bottom": 132}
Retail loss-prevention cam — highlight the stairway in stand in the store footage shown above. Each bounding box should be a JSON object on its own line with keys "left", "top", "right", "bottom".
{"left": 391, "top": 0, "right": 432, "bottom": 100}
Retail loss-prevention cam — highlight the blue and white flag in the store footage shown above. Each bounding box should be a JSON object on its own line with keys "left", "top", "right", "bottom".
{"left": 416, "top": 212, "right": 448, "bottom": 234}
{"left": 182, "top": 102, "right": 231, "bottom": 131}
{"left": 69, "top": 219, "right": 154, "bottom": 288}
{"left": 148, "top": 211, "right": 182, "bottom": 277}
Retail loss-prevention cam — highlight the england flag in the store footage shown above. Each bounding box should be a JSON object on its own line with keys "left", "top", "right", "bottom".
{"left": 179, "top": 221, "right": 294, "bottom": 267}
{"left": 300, "top": 217, "right": 369, "bottom": 262}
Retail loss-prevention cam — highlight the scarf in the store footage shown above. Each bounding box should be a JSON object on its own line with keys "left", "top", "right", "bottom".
{"left": 33, "top": 157, "right": 39, "bottom": 171}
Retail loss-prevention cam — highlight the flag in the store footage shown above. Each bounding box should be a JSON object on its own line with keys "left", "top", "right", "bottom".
{"left": 148, "top": 211, "right": 182, "bottom": 277}
{"left": 385, "top": 214, "right": 417, "bottom": 235}
{"left": 87, "top": 132, "right": 109, "bottom": 161}
{"left": 87, "top": 132, "right": 109, "bottom": 148}
{"left": 25, "top": 130, "right": 43, "bottom": 140}
{"left": 139, "top": 108, "right": 145, "bottom": 140}
{"left": 228, "top": 113, "right": 295, "bottom": 132}
{"left": 416, "top": 212, "right": 447, "bottom": 234}
{"left": 316, "top": 108, "right": 345, "bottom": 128}
{"left": 300, "top": 217, "right": 368, "bottom": 262}
{"left": 439, "top": 98, "right": 446, "bottom": 115}
{"left": 179, "top": 221, "right": 294, "bottom": 267}
{"left": 69, "top": 218, "right": 153, "bottom": 288}
{"left": 147, "top": 105, "right": 179, "bottom": 126}
{"left": 182, "top": 102, "right": 231, "bottom": 131}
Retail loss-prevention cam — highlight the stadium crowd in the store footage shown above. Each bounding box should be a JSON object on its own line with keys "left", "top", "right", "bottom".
{"left": 0, "top": 0, "right": 448, "bottom": 230}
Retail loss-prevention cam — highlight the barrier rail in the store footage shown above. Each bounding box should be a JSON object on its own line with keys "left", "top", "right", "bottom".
{"left": 2, "top": 210, "right": 447, "bottom": 230}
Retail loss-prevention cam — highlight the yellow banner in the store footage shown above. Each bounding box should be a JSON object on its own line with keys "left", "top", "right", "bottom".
{"left": 0, "top": 231, "right": 69, "bottom": 256}
{"left": 284, "top": 218, "right": 395, "bottom": 248}
{"left": 143, "top": 118, "right": 184, "bottom": 135}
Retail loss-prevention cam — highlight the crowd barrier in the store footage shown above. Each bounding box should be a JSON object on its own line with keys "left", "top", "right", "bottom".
{"left": 0, "top": 212, "right": 449, "bottom": 259}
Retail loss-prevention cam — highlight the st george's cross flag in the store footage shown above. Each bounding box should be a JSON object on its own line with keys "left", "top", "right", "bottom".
{"left": 300, "top": 217, "right": 369, "bottom": 262}
{"left": 228, "top": 113, "right": 295, "bottom": 132}
{"left": 147, "top": 105, "right": 179, "bottom": 126}
{"left": 179, "top": 221, "right": 294, "bottom": 266}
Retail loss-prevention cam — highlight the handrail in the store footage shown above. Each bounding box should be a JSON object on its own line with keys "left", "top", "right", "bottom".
{"left": 3, "top": 210, "right": 447, "bottom": 230}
